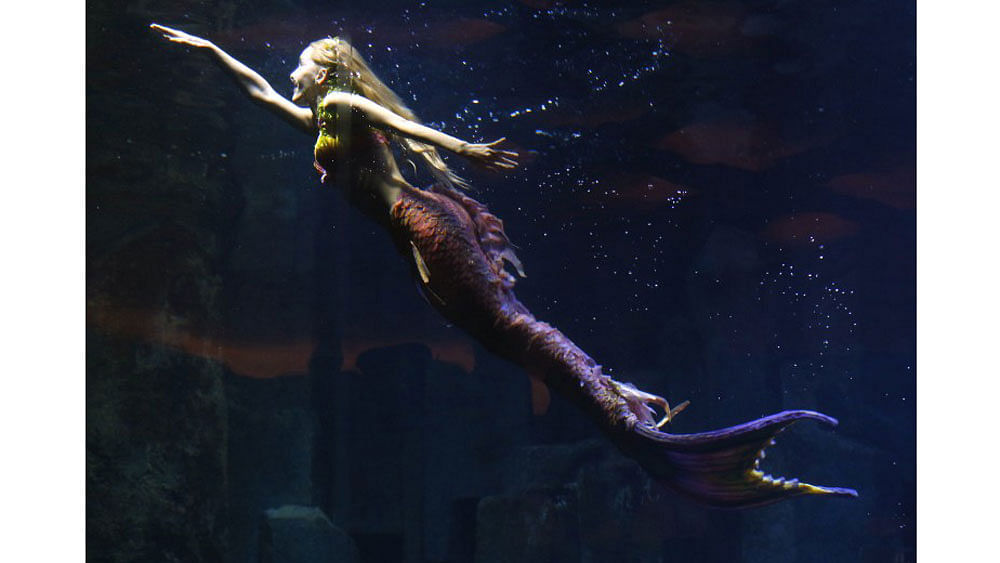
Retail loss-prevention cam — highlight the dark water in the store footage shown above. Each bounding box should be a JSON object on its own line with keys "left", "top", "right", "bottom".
{"left": 87, "top": 1, "right": 915, "bottom": 562}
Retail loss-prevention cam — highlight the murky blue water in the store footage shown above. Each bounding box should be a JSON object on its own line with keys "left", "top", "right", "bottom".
{"left": 88, "top": 1, "right": 915, "bottom": 561}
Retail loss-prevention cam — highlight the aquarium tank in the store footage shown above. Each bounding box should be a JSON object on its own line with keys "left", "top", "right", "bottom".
{"left": 87, "top": 0, "right": 915, "bottom": 562}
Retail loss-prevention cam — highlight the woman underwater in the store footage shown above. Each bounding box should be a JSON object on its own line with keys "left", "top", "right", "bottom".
{"left": 151, "top": 23, "right": 855, "bottom": 508}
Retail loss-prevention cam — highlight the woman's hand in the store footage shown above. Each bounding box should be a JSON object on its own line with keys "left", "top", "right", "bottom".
{"left": 150, "top": 23, "right": 216, "bottom": 49}
{"left": 461, "top": 138, "right": 519, "bottom": 172}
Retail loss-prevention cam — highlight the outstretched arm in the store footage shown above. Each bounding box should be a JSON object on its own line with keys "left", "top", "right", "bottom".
{"left": 150, "top": 24, "right": 315, "bottom": 135}
{"left": 322, "top": 91, "right": 518, "bottom": 171}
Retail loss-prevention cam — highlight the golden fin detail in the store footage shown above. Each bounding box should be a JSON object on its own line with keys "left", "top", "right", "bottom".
{"left": 410, "top": 241, "right": 431, "bottom": 284}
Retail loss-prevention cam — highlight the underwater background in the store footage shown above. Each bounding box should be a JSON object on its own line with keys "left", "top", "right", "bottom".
{"left": 87, "top": 1, "right": 915, "bottom": 562}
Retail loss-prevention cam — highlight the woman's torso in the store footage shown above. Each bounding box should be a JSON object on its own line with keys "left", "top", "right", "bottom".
{"left": 312, "top": 101, "right": 407, "bottom": 219}
{"left": 310, "top": 98, "right": 526, "bottom": 321}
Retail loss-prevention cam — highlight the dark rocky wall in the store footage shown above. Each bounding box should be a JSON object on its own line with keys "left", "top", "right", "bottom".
{"left": 86, "top": 332, "right": 229, "bottom": 562}
{"left": 87, "top": 1, "right": 241, "bottom": 560}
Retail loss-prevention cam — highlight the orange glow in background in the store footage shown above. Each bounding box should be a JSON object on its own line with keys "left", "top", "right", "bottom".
{"left": 87, "top": 303, "right": 476, "bottom": 379}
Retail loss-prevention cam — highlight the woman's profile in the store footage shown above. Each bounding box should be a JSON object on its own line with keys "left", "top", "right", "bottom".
{"left": 150, "top": 23, "right": 856, "bottom": 508}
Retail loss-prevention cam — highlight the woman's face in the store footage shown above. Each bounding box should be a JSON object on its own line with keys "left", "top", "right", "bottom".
{"left": 290, "top": 47, "right": 327, "bottom": 105}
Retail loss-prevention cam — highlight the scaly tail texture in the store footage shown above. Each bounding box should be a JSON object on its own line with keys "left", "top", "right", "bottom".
{"left": 511, "top": 321, "right": 858, "bottom": 508}
{"left": 387, "top": 183, "right": 857, "bottom": 509}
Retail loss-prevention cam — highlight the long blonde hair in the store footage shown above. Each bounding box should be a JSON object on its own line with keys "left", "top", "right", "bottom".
{"left": 308, "top": 37, "right": 468, "bottom": 190}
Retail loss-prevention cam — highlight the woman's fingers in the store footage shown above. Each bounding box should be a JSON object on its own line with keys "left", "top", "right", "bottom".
{"left": 484, "top": 158, "right": 515, "bottom": 169}
{"left": 493, "top": 153, "right": 518, "bottom": 169}
{"left": 150, "top": 23, "right": 206, "bottom": 46}
{"left": 150, "top": 23, "right": 179, "bottom": 37}
{"left": 466, "top": 138, "right": 520, "bottom": 171}
{"left": 486, "top": 158, "right": 517, "bottom": 170}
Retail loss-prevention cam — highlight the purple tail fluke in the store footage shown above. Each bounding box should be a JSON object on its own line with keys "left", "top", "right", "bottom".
{"left": 616, "top": 410, "right": 858, "bottom": 508}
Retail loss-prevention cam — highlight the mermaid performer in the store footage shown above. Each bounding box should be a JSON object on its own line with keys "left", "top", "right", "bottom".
{"left": 151, "top": 24, "right": 856, "bottom": 507}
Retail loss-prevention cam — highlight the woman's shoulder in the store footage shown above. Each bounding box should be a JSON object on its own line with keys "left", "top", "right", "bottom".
{"left": 320, "top": 89, "right": 350, "bottom": 104}
{"left": 319, "top": 89, "right": 367, "bottom": 110}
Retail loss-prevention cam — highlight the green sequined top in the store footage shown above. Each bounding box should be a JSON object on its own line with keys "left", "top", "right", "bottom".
{"left": 312, "top": 102, "right": 340, "bottom": 180}
{"left": 312, "top": 97, "right": 388, "bottom": 185}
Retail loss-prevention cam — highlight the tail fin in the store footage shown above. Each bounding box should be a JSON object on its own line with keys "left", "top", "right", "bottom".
{"left": 616, "top": 410, "right": 858, "bottom": 508}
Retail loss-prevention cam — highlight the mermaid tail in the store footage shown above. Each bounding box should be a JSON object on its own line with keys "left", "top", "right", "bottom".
{"left": 620, "top": 410, "right": 858, "bottom": 507}
{"left": 387, "top": 182, "right": 857, "bottom": 508}
{"left": 526, "top": 332, "right": 858, "bottom": 508}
